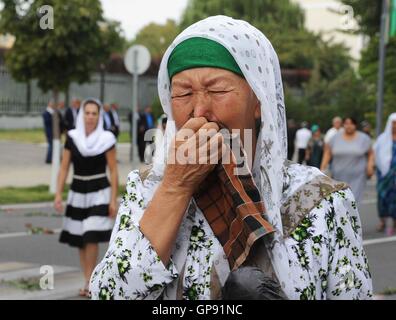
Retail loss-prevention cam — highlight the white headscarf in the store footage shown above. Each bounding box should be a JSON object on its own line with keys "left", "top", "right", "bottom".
{"left": 68, "top": 98, "right": 116, "bottom": 157}
{"left": 154, "top": 15, "right": 321, "bottom": 297}
{"left": 374, "top": 113, "right": 396, "bottom": 177}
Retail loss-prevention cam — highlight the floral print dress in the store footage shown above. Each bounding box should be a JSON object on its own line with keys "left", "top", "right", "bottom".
{"left": 89, "top": 164, "right": 373, "bottom": 300}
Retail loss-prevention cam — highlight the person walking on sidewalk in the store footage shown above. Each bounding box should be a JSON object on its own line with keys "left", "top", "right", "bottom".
{"left": 321, "top": 117, "right": 375, "bottom": 204}
{"left": 324, "top": 116, "right": 343, "bottom": 145}
{"left": 374, "top": 113, "right": 396, "bottom": 235}
{"left": 54, "top": 98, "right": 118, "bottom": 297}
{"left": 305, "top": 124, "right": 324, "bottom": 169}
{"left": 295, "top": 122, "right": 312, "bottom": 164}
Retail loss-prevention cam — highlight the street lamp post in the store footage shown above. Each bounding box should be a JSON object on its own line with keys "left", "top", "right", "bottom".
{"left": 376, "top": 0, "right": 389, "bottom": 138}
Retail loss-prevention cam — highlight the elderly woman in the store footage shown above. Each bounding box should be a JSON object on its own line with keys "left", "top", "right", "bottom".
{"left": 90, "top": 16, "right": 372, "bottom": 300}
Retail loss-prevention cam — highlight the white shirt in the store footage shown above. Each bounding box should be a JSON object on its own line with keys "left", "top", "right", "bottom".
{"left": 295, "top": 128, "right": 312, "bottom": 149}
{"left": 324, "top": 127, "right": 340, "bottom": 144}
{"left": 46, "top": 106, "right": 54, "bottom": 115}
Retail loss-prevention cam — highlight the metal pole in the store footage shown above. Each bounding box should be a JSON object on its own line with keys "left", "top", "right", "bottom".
{"left": 130, "top": 51, "right": 139, "bottom": 163}
{"left": 100, "top": 63, "right": 105, "bottom": 103}
{"left": 376, "top": 0, "right": 389, "bottom": 137}
{"left": 26, "top": 81, "right": 31, "bottom": 113}
{"left": 49, "top": 90, "right": 60, "bottom": 194}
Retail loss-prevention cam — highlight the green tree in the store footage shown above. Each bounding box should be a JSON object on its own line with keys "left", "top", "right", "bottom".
{"left": 130, "top": 19, "right": 179, "bottom": 59}
{"left": 180, "top": 0, "right": 305, "bottom": 31}
{"left": 0, "top": 0, "right": 124, "bottom": 93}
{"left": 340, "top": 0, "right": 396, "bottom": 126}
{"left": 286, "top": 67, "right": 372, "bottom": 130}
{"left": 339, "top": 0, "right": 381, "bottom": 37}
{"left": 359, "top": 36, "right": 396, "bottom": 120}
{"left": 0, "top": 0, "right": 124, "bottom": 192}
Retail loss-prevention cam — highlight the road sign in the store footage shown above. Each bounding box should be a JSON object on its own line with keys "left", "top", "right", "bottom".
{"left": 124, "top": 45, "right": 151, "bottom": 75}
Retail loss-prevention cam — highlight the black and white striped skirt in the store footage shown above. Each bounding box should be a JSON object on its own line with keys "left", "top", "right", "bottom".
{"left": 59, "top": 174, "right": 114, "bottom": 248}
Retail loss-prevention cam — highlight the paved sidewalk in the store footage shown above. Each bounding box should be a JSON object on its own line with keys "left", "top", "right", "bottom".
{"left": 0, "top": 141, "right": 143, "bottom": 187}
{"left": 0, "top": 261, "right": 86, "bottom": 300}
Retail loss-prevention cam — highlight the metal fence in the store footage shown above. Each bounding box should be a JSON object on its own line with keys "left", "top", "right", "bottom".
{"left": 0, "top": 65, "right": 158, "bottom": 118}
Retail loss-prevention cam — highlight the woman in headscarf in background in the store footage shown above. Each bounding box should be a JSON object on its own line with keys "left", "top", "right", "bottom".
{"left": 374, "top": 113, "right": 396, "bottom": 235}
{"left": 54, "top": 98, "right": 118, "bottom": 297}
{"left": 90, "top": 16, "right": 372, "bottom": 300}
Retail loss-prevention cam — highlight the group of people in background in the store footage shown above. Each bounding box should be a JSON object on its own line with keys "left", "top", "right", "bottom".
{"left": 288, "top": 114, "right": 396, "bottom": 236}
{"left": 42, "top": 98, "right": 121, "bottom": 164}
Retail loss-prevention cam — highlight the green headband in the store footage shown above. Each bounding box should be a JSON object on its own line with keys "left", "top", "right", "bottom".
{"left": 167, "top": 37, "right": 244, "bottom": 80}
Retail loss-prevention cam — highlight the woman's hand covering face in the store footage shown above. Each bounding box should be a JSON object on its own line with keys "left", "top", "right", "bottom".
{"left": 162, "top": 117, "right": 226, "bottom": 196}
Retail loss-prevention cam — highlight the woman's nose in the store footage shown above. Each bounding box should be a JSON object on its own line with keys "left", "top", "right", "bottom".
{"left": 192, "top": 92, "right": 212, "bottom": 119}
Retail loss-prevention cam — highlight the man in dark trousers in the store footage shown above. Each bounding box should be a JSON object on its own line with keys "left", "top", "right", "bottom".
{"left": 103, "top": 103, "right": 118, "bottom": 137}
{"left": 42, "top": 100, "right": 56, "bottom": 164}
{"left": 137, "top": 105, "right": 155, "bottom": 163}
{"left": 64, "top": 98, "right": 80, "bottom": 131}
{"left": 110, "top": 103, "right": 121, "bottom": 138}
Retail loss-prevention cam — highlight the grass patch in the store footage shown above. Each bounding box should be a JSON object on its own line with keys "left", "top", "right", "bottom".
{"left": 0, "top": 129, "right": 132, "bottom": 144}
{"left": 0, "top": 129, "right": 47, "bottom": 144}
{"left": 2, "top": 278, "right": 42, "bottom": 291}
{"left": 0, "top": 184, "right": 126, "bottom": 205}
{"left": 0, "top": 185, "right": 68, "bottom": 205}
{"left": 118, "top": 131, "right": 131, "bottom": 144}
{"left": 381, "top": 287, "right": 396, "bottom": 296}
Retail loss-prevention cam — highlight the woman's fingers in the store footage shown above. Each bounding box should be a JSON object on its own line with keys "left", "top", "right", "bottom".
{"left": 176, "top": 117, "right": 208, "bottom": 141}
{"left": 174, "top": 121, "right": 220, "bottom": 164}
{"left": 197, "top": 132, "right": 224, "bottom": 164}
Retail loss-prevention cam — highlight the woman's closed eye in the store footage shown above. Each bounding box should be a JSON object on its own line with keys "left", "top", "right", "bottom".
{"left": 171, "top": 92, "right": 192, "bottom": 99}
{"left": 208, "top": 88, "right": 232, "bottom": 95}
{"left": 210, "top": 90, "right": 229, "bottom": 94}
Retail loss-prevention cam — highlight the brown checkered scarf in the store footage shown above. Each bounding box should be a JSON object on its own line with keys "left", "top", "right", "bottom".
{"left": 193, "top": 148, "right": 275, "bottom": 271}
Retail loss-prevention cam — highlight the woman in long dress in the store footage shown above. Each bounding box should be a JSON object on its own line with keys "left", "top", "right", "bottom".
{"left": 321, "top": 117, "right": 375, "bottom": 204}
{"left": 374, "top": 113, "right": 396, "bottom": 235}
{"left": 54, "top": 98, "right": 118, "bottom": 297}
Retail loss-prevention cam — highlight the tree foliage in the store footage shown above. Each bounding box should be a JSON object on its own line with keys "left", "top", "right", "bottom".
{"left": 339, "top": 0, "right": 381, "bottom": 37}
{"left": 340, "top": 0, "right": 396, "bottom": 124}
{"left": 0, "top": 0, "right": 125, "bottom": 93}
{"left": 130, "top": 19, "right": 179, "bottom": 60}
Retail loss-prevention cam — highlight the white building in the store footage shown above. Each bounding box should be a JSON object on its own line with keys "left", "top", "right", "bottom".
{"left": 292, "top": 0, "right": 368, "bottom": 62}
